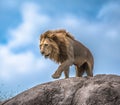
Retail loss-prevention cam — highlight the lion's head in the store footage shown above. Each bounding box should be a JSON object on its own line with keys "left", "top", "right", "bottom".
{"left": 40, "top": 29, "right": 74, "bottom": 63}
{"left": 40, "top": 33, "right": 59, "bottom": 59}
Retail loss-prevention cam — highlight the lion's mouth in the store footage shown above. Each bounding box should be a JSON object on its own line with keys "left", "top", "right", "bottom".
{"left": 45, "top": 54, "right": 50, "bottom": 57}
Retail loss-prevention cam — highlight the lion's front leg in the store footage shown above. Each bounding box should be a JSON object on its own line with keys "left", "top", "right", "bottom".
{"left": 64, "top": 67, "right": 69, "bottom": 79}
{"left": 52, "top": 60, "right": 73, "bottom": 79}
{"left": 52, "top": 69, "right": 62, "bottom": 79}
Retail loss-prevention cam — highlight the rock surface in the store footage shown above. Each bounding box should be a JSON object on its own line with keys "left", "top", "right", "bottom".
{"left": 1, "top": 74, "right": 120, "bottom": 105}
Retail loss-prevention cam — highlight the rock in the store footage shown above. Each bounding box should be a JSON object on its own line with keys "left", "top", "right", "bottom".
{"left": 0, "top": 103, "right": 1, "bottom": 105}
{"left": 1, "top": 74, "right": 120, "bottom": 105}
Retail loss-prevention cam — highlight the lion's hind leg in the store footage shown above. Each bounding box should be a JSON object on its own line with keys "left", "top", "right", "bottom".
{"left": 75, "top": 62, "right": 93, "bottom": 77}
{"left": 75, "top": 65, "right": 85, "bottom": 77}
{"left": 86, "top": 62, "right": 93, "bottom": 77}
{"left": 80, "top": 62, "right": 93, "bottom": 77}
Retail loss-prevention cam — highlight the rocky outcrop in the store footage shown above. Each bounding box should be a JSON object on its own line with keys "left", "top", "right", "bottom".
{"left": 1, "top": 74, "right": 120, "bottom": 105}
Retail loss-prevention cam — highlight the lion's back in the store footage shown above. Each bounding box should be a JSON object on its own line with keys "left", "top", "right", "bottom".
{"left": 72, "top": 40, "right": 94, "bottom": 65}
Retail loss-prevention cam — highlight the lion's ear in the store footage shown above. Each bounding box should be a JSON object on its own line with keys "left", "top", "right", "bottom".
{"left": 40, "top": 34, "right": 43, "bottom": 41}
{"left": 50, "top": 34, "right": 57, "bottom": 41}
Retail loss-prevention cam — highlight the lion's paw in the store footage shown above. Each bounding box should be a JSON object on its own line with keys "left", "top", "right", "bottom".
{"left": 52, "top": 73, "right": 61, "bottom": 79}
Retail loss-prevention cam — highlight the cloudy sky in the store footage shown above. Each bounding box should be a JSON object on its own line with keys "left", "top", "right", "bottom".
{"left": 0, "top": 0, "right": 120, "bottom": 100}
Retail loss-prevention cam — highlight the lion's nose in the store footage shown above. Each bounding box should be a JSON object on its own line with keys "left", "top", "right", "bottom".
{"left": 41, "top": 51, "right": 44, "bottom": 55}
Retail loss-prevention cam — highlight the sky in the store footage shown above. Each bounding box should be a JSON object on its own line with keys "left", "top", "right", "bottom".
{"left": 0, "top": 0, "right": 120, "bottom": 100}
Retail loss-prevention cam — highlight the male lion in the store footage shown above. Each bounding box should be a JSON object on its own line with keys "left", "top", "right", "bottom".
{"left": 39, "top": 29, "right": 94, "bottom": 79}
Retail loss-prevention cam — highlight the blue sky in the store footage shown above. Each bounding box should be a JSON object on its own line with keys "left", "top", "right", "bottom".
{"left": 0, "top": 0, "right": 120, "bottom": 100}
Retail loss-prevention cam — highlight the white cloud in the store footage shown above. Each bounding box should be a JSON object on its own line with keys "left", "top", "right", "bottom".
{"left": 97, "top": 2, "right": 120, "bottom": 40}
{"left": 0, "top": 2, "right": 52, "bottom": 81}
{"left": 98, "top": 2, "right": 120, "bottom": 21}
{"left": 0, "top": 45, "right": 47, "bottom": 81}
{"left": 8, "top": 2, "right": 50, "bottom": 49}
{"left": 60, "top": 15, "right": 80, "bottom": 27}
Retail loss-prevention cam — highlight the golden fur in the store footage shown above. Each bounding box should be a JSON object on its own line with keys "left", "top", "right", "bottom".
{"left": 40, "top": 29, "right": 94, "bottom": 79}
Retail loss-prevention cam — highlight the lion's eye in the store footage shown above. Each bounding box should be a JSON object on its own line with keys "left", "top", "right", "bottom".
{"left": 44, "top": 44, "right": 48, "bottom": 46}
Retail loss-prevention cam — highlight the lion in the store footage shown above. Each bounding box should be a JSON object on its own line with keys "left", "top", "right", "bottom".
{"left": 39, "top": 29, "right": 94, "bottom": 79}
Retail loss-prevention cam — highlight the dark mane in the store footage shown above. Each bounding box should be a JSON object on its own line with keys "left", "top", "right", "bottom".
{"left": 51, "top": 29, "right": 74, "bottom": 63}
{"left": 52, "top": 37, "right": 68, "bottom": 63}
{"left": 54, "top": 29, "right": 75, "bottom": 40}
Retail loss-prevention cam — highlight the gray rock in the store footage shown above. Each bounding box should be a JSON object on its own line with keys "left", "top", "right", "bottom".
{"left": 1, "top": 75, "right": 120, "bottom": 105}
{"left": 0, "top": 102, "right": 2, "bottom": 105}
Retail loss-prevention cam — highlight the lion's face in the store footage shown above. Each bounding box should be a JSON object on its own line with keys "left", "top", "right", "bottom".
{"left": 40, "top": 38, "right": 53, "bottom": 57}
{"left": 40, "top": 30, "right": 70, "bottom": 63}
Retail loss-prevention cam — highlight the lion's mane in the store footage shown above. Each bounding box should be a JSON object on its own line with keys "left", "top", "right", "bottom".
{"left": 40, "top": 29, "right": 74, "bottom": 63}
